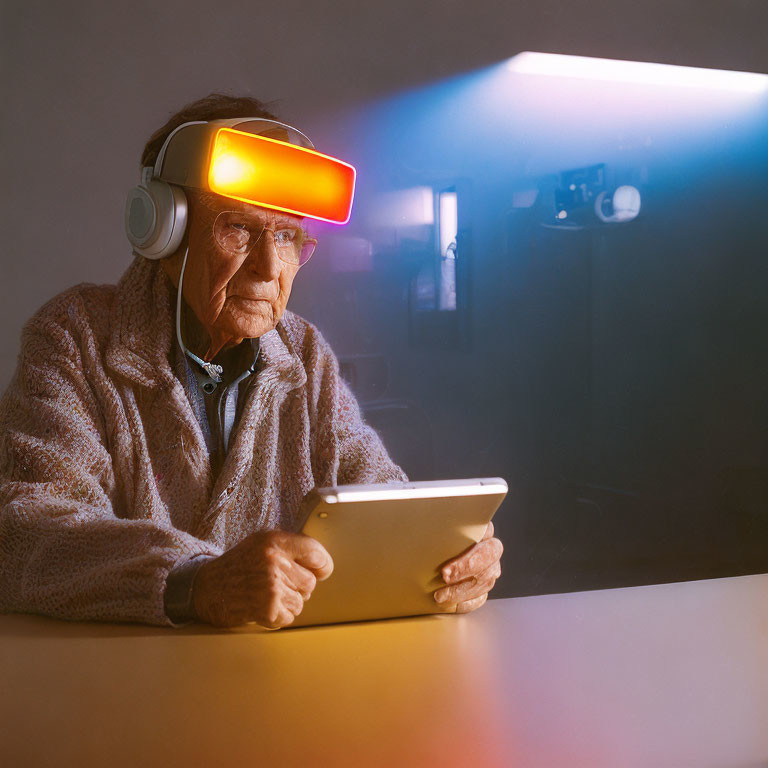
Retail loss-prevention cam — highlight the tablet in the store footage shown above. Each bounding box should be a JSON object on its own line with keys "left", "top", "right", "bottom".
{"left": 290, "top": 477, "right": 508, "bottom": 628}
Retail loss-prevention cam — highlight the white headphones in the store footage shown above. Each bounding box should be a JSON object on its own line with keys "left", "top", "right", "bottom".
{"left": 125, "top": 164, "right": 189, "bottom": 260}
{"left": 124, "top": 117, "right": 314, "bottom": 260}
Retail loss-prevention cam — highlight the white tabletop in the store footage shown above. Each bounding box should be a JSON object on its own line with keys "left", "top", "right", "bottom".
{"left": 2, "top": 573, "right": 767, "bottom": 767}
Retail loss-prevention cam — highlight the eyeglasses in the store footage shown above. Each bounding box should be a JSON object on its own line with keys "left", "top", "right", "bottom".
{"left": 212, "top": 209, "right": 317, "bottom": 267}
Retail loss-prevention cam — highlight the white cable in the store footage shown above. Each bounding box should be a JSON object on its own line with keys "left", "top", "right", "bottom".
{"left": 175, "top": 244, "right": 223, "bottom": 386}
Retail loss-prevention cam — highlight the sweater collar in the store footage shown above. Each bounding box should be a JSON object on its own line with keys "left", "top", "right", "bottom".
{"left": 105, "top": 255, "right": 305, "bottom": 391}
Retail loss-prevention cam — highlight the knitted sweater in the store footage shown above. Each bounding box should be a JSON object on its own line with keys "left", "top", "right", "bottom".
{"left": 0, "top": 255, "right": 407, "bottom": 626}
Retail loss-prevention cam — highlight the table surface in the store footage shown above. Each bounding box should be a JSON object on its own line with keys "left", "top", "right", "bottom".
{"left": 2, "top": 573, "right": 767, "bottom": 768}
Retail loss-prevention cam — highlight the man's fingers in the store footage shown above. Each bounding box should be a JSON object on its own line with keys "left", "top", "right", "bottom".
{"left": 481, "top": 521, "right": 494, "bottom": 541}
{"left": 264, "top": 577, "right": 304, "bottom": 625}
{"left": 283, "top": 533, "right": 334, "bottom": 580}
{"left": 283, "top": 560, "right": 318, "bottom": 601}
{"left": 279, "top": 579, "right": 306, "bottom": 617}
{"left": 279, "top": 583, "right": 304, "bottom": 616}
{"left": 441, "top": 537, "right": 503, "bottom": 584}
{"left": 434, "top": 559, "right": 501, "bottom": 605}
{"left": 456, "top": 593, "right": 488, "bottom": 614}
{"left": 262, "top": 604, "right": 297, "bottom": 629}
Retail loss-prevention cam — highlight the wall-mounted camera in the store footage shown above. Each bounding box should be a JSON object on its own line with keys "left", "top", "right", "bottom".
{"left": 594, "top": 185, "right": 642, "bottom": 223}
{"left": 544, "top": 163, "right": 642, "bottom": 228}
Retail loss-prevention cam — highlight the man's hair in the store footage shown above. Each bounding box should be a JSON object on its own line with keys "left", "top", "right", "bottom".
{"left": 140, "top": 92, "right": 280, "bottom": 169}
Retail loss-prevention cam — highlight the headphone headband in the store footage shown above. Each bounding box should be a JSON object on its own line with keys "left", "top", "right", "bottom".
{"left": 153, "top": 117, "right": 315, "bottom": 178}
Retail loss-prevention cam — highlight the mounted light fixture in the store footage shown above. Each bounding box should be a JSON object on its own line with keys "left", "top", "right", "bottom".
{"left": 507, "top": 52, "right": 768, "bottom": 94}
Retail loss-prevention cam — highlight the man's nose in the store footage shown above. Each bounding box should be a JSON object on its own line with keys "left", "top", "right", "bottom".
{"left": 246, "top": 230, "right": 283, "bottom": 280}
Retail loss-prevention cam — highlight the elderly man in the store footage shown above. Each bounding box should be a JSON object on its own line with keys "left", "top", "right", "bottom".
{"left": 0, "top": 94, "right": 502, "bottom": 629}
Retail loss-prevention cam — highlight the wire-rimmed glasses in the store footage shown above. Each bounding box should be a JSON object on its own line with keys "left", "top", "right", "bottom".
{"left": 213, "top": 209, "right": 317, "bottom": 267}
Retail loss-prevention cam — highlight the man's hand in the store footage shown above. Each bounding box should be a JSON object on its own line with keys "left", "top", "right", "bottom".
{"left": 192, "top": 530, "right": 333, "bottom": 629}
{"left": 433, "top": 521, "right": 503, "bottom": 614}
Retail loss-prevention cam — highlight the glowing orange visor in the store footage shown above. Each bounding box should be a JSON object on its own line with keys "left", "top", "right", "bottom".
{"left": 154, "top": 120, "right": 356, "bottom": 225}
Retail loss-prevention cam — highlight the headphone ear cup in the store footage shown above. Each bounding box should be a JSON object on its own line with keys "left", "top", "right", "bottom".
{"left": 125, "top": 179, "right": 188, "bottom": 260}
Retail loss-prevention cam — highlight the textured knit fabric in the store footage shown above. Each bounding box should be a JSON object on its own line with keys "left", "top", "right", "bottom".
{"left": 0, "top": 255, "right": 407, "bottom": 626}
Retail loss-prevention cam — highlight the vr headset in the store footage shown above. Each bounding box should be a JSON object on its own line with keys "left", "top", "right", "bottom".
{"left": 125, "top": 118, "right": 356, "bottom": 260}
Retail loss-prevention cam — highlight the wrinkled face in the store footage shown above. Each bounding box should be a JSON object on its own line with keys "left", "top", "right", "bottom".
{"left": 173, "top": 190, "right": 313, "bottom": 359}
